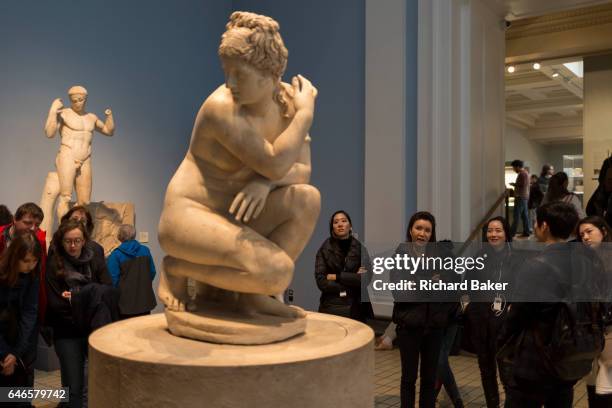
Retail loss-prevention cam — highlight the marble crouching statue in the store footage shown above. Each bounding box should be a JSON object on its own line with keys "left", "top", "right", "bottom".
{"left": 158, "top": 11, "right": 321, "bottom": 344}
{"left": 40, "top": 86, "right": 115, "bottom": 234}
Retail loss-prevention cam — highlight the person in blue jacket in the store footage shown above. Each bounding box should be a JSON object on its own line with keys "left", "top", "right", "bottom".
{"left": 106, "top": 225, "right": 157, "bottom": 319}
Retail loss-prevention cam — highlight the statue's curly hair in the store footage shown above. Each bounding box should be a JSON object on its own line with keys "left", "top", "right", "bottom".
{"left": 218, "top": 12, "right": 292, "bottom": 115}
{"left": 218, "top": 11, "right": 288, "bottom": 79}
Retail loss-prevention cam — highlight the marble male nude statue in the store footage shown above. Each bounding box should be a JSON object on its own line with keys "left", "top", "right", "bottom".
{"left": 44, "top": 86, "right": 115, "bottom": 220}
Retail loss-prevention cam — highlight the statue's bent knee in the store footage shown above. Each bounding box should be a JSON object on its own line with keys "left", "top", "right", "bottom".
{"left": 258, "top": 252, "right": 294, "bottom": 294}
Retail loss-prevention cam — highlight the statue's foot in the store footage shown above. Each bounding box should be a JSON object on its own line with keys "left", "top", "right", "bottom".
{"left": 158, "top": 259, "right": 190, "bottom": 312}
{"left": 236, "top": 293, "right": 306, "bottom": 318}
{"left": 164, "top": 283, "right": 306, "bottom": 344}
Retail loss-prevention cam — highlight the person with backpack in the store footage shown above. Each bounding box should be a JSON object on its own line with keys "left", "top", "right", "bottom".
{"left": 498, "top": 202, "right": 604, "bottom": 407}
{"left": 106, "top": 224, "right": 157, "bottom": 319}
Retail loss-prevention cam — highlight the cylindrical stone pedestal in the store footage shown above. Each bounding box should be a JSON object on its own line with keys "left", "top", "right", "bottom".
{"left": 89, "top": 312, "right": 373, "bottom": 408}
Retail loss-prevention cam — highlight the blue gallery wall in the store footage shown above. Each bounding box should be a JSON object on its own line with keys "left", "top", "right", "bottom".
{"left": 0, "top": 0, "right": 230, "bottom": 311}
{"left": 0, "top": 1, "right": 406, "bottom": 313}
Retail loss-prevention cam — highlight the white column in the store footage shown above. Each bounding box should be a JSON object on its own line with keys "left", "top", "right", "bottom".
{"left": 417, "top": 0, "right": 506, "bottom": 241}
{"left": 365, "top": 0, "right": 407, "bottom": 317}
{"left": 364, "top": 0, "right": 407, "bottom": 250}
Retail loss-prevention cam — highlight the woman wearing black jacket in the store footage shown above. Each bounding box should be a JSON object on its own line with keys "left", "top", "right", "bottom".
{"left": 391, "top": 211, "right": 459, "bottom": 408}
{"left": 315, "top": 210, "right": 372, "bottom": 322}
{"left": 464, "top": 216, "right": 519, "bottom": 408}
{"left": 46, "top": 220, "right": 112, "bottom": 408}
{"left": 0, "top": 232, "right": 41, "bottom": 398}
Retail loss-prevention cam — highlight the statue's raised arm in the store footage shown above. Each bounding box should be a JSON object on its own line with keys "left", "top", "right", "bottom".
{"left": 158, "top": 11, "right": 321, "bottom": 345}
{"left": 44, "top": 98, "right": 64, "bottom": 138}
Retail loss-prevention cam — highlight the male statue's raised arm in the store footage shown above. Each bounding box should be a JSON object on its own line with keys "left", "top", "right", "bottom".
{"left": 95, "top": 108, "right": 115, "bottom": 136}
{"left": 44, "top": 98, "right": 64, "bottom": 138}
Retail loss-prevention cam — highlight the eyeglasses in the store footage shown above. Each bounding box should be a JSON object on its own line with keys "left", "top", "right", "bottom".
{"left": 62, "top": 238, "right": 84, "bottom": 246}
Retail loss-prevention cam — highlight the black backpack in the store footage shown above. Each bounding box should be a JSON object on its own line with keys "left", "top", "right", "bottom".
{"left": 541, "top": 302, "right": 604, "bottom": 382}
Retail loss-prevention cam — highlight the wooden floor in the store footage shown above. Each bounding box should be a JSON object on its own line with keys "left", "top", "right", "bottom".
{"left": 374, "top": 348, "right": 590, "bottom": 408}
{"left": 32, "top": 348, "right": 590, "bottom": 407}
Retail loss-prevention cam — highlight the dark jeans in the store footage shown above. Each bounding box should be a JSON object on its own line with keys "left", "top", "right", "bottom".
{"left": 54, "top": 336, "right": 88, "bottom": 408}
{"left": 587, "top": 385, "right": 612, "bottom": 407}
{"left": 434, "top": 323, "right": 463, "bottom": 407}
{"left": 397, "top": 326, "right": 444, "bottom": 408}
{"left": 477, "top": 348, "right": 500, "bottom": 408}
{"left": 504, "top": 384, "right": 573, "bottom": 408}
{"left": 511, "top": 197, "right": 531, "bottom": 236}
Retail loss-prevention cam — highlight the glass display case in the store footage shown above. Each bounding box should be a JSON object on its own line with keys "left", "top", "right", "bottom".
{"left": 563, "top": 154, "right": 584, "bottom": 204}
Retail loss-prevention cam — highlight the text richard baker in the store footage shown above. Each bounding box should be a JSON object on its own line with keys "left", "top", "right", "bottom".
{"left": 372, "top": 279, "right": 508, "bottom": 291}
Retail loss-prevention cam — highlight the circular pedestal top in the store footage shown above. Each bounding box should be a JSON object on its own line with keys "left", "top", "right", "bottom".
{"left": 89, "top": 312, "right": 373, "bottom": 367}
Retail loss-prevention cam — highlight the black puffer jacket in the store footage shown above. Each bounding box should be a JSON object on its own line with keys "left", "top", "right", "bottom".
{"left": 391, "top": 242, "right": 460, "bottom": 329}
{"left": 315, "top": 236, "right": 372, "bottom": 322}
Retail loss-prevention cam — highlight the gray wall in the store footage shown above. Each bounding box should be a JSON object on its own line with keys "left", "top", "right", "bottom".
{"left": 504, "top": 125, "right": 547, "bottom": 174}
{"left": 0, "top": 0, "right": 383, "bottom": 312}
{"left": 543, "top": 142, "right": 583, "bottom": 177}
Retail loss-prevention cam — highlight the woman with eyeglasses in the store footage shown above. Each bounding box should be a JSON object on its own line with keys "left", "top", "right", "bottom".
{"left": 46, "top": 219, "right": 111, "bottom": 408}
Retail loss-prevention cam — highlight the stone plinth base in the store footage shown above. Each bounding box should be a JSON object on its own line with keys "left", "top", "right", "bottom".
{"left": 165, "top": 306, "right": 307, "bottom": 345}
{"left": 89, "top": 312, "right": 374, "bottom": 408}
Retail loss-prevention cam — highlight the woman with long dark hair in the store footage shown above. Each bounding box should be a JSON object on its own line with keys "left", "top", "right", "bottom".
{"left": 544, "top": 172, "right": 585, "bottom": 218}
{"left": 315, "top": 210, "right": 372, "bottom": 322}
{"left": 0, "top": 231, "right": 41, "bottom": 398}
{"left": 577, "top": 216, "right": 612, "bottom": 407}
{"left": 464, "top": 216, "right": 520, "bottom": 407}
{"left": 46, "top": 219, "right": 112, "bottom": 408}
{"left": 391, "top": 211, "right": 459, "bottom": 407}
